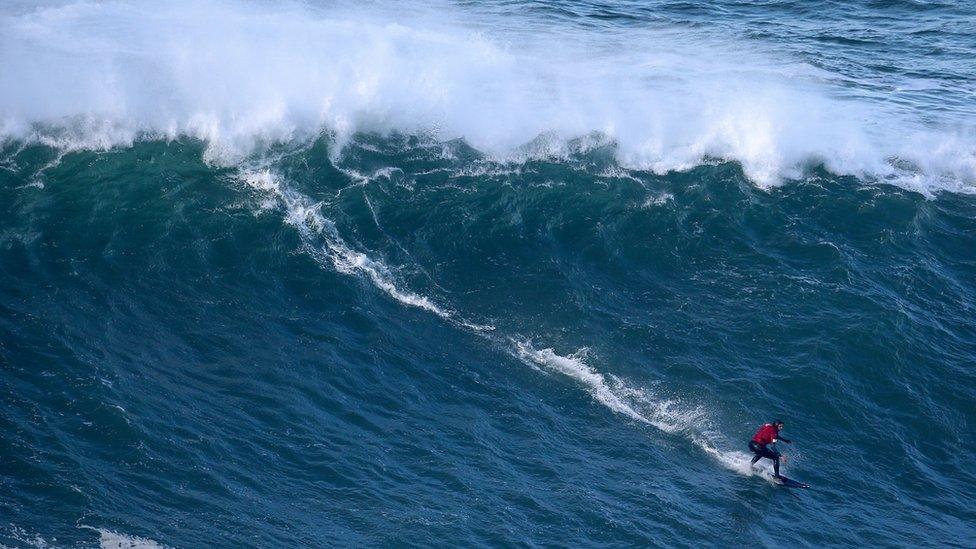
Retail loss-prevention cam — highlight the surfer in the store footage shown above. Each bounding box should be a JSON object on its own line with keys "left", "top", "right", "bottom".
{"left": 749, "top": 419, "right": 791, "bottom": 478}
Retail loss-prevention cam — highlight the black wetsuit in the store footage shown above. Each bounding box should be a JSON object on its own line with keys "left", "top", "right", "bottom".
{"left": 749, "top": 440, "right": 782, "bottom": 476}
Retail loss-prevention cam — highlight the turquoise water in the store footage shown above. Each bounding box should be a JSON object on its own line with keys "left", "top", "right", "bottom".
{"left": 1, "top": 1, "right": 975, "bottom": 546}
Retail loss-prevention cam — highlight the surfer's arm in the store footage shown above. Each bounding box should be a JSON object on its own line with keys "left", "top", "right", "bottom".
{"left": 778, "top": 437, "right": 792, "bottom": 444}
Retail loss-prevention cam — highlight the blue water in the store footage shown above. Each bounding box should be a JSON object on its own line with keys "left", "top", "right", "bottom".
{"left": 1, "top": 1, "right": 975, "bottom": 547}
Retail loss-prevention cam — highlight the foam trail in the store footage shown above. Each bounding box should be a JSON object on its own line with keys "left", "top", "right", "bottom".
{"left": 1, "top": 0, "right": 973, "bottom": 192}
{"left": 244, "top": 167, "right": 769, "bottom": 479}
{"left": 244, "top": 169, "right": 453, "bottom": 320}
{"left": 95, "top": 530, "right": 167, "bottom": 549}
{"left": 78, "top": 526, "right": 168, "bottom": 549}
{"left": 511, "top": 339, "right": 778, "bottom": 480}
{"left": 512, "top": 341, "right": 669, "bottom": 429}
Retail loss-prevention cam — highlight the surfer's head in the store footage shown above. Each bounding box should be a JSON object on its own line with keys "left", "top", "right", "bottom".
{"left": 774, "top": 419, "right": 784, "bottom": 430}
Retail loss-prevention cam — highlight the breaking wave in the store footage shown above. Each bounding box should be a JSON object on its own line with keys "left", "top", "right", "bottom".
{"left": 1, "top": 0, "right": 973, "bottom": 192}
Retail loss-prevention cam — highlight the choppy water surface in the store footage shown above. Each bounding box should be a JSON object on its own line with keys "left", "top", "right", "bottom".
{"left": 1, "top": 0, "right": 974, "bottom": 546}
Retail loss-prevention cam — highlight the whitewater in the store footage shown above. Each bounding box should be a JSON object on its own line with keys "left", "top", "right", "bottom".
{"left": 1, "top": 0, "right": 974, "bottom": 192}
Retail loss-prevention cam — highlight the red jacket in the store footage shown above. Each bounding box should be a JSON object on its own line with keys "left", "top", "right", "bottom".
{"left": 752, "top": 423, "right": 780, "bottom": 445}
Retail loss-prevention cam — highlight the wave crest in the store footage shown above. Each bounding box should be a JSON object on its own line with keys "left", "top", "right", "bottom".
{"left": 1, "top": 0, "right": 973, "bottom": 192}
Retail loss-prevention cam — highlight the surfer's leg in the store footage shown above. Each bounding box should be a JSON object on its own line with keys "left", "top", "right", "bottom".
{"left": 754, "top": 444, "right": 780, "bottom": 475}
{"left": 764, "top": 445, "right": 781, "bottom": 477}
{"left": 748, "top": 441, "right": 762, "bottom": 466}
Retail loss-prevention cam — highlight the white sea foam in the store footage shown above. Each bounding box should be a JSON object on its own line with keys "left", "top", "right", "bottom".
{"left": 243, "top": 169, "right": 455, "bottom": 319}
{"left": 94, "top": 530, "right": 167, "bottom": 549}
{"left": 1, "top": 0, "right": 973, "bottom": 193}
{"left": 1, "top": 526, "right": 168, "bottom": 549}
{"left": 511, "top": 341, "right": 700, "bottom": 433}
{"left": 77, "top": 526, "right": 168, "bottom": 549}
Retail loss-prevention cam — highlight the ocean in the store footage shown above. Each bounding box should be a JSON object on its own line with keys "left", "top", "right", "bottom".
{"left": 1, "top": 0, "right": 974, "bottom": 546}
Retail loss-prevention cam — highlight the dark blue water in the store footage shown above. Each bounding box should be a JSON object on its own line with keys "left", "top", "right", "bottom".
{"left": 1, "top": 1, "right": 975, "bottom": 547}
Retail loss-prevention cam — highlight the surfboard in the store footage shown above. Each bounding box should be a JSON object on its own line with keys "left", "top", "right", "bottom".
{"left": 773, "top": 475, "right": 809, "bottom": 488}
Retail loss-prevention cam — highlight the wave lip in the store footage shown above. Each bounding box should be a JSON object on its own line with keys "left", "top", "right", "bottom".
{"left": 1, "top": 0, "right": 974, "bottom": 193}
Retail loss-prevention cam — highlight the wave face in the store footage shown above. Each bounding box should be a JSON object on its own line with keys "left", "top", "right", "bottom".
{"left": 1, "top": 1, "right": 975, "bottom": 547}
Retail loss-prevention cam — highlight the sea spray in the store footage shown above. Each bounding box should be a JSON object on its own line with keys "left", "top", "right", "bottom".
{"left": 1, "top": 0, "right": 973, "bottom": 191}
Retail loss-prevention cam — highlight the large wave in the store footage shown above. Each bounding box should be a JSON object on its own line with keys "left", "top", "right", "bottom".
{"left": 1, "top": 0, "right": 974, "bottom": 192}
